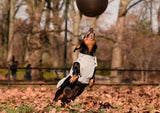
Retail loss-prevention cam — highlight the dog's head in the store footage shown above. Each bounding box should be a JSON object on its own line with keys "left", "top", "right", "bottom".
{"left": 83, "top": 28, "right": 95, "bottom": 40}
{"left": 74, "top": 28, "right": 97, "bottom": 55}
{"left": 82, "top": 28, "right": 97, "bottom": 55}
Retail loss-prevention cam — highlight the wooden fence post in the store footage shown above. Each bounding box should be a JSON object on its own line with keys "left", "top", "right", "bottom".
{"left": 129, "top": 68, "right": 133, "bottom": 90}
{"left": 8, "top": 63, "right": 11, "bottom": 89}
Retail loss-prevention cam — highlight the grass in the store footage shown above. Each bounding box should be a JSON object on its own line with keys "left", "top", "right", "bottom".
{"left": 114, "top": 105, "right": 124, "bottom": 111}
{"left": 0, "top": 104, "right": 107, "bottom": 113}
{"left": 96, "top": 70, "right": 110, "bottom": 76}
{"left": 42, "top": 71, "right": 57, "bottom": 80}
{"left": 70, "top": 103, "right": 82, "bottom": 109}
{"left": 17, "top": 69, "right": 26, "bottom": 80}
{"left": 44, "top": 105, "right": 54, "bottom": 112}
{"left": 0, "top": 69, "right": 59, "bottom": 81}
{"left": 17, "top": 70, "right": 59, "bottom": 81}
{"left": 55, "top": 104, "right": 61, "bottom": 112}
{"left": 0, "top": 69, "right": 25, "bottom": 80}
{"left": 0, "top": 69, "right": 8, "bottom": 76}
{"left": 0, "top": 105, "right": 35, "bottom": 113}
{"left": 85, "top": 109, "right": 106, "bottom": 113}
{"left": 0, "top": 84, "right": 57, "bottom": 90}
{"left": 67, "top": 110, "right": 79, "bottom": 113}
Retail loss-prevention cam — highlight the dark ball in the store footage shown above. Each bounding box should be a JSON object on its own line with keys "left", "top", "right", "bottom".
{"left": 76, "top": 0, "right": 108, "bottom": 17}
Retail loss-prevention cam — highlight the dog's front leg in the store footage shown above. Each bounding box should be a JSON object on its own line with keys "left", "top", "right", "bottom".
{"left": 70, "top": 75, "right": 79, "bottom": 83}
{"left": 70, "top": 62, "right": 80, "bottom": 83}
{"left": 89, "top": 68, "right": 96, "bottom": 88}
{"left": 89, "top": 78, "right": 95, "bottom": 88}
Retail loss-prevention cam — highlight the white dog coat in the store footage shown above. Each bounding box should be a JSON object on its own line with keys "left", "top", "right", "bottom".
{"left": 57, "top": 53, "right": 97, "bottom": 88}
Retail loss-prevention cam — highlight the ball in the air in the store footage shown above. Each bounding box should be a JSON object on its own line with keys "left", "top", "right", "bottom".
{"left": 76, "top": 0, "right": 108, "bottom": 17}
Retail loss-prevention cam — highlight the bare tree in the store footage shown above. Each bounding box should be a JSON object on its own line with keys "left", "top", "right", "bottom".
{"left": 7, "top": 0, "right": 17, "bottom": 62}
{"left": 150, "top": 0, "right": 159, "bottom": 34}
{"left": 158, "top": 5, "right": 160, "bottom": 34}
{"left": 1, "top": 0, "right": 10, "bottom": 61}
{"left": 25, "top": 0, "right": 45, "bottom": 80}
{"left": 0, "top": 0, "right": 24, "bottom": 62}
{"left": 122, "top": 19, "right": 160, "bottom": 83}
{"left": 1, "top": 0, "right": 11, "bottom": 61}
{"left": 109, "top": 0, "right": 148, "bottom": 83}
{"left": 90, "top": 17, "right": 97, "bottom": 29}
{"left": 110, "top": 0, "right": 131, "bottom": 83}
{"left": 49, "top": 0, "right": 65, "bottom": 68}
{"left": 69, "top": 0, "right": 82, "bottom": 62}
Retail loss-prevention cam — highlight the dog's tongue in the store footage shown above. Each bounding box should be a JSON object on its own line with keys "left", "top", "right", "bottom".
{"left": 90, "top": 34, "right": 95, "bottom": 39}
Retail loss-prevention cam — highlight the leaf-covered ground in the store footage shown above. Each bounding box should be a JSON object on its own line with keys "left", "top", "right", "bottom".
{"left": 0, "top": 85, "right": 160, "bottom": 113}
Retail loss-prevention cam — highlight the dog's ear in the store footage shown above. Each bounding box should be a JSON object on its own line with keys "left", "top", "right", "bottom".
{"left": 73, "top": 48, "right": 78, "bottom": 52}
{"left": 73, "top": 44, "right": 81, "bottom": 52}
{"left": 92, "top": 43, "right": 97, "bottom": 53}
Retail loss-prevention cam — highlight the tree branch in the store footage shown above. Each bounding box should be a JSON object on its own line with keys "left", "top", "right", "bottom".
{"left": 121, "top": 0, "right": 145, "bottom": 17}
{"left": 15, "top": 5, "right": 24, "bottom": 15}
{"left": 14, "top": 0, "right": 25, "bottom": 17}
{"left": 97, "top": 34, "right": 117, "bottom": 43}
{"left": 69, "top": 0, "right": 76, "bottom": 19}
{"left": 59, "top": 0, "right": 65, "bottom": 11}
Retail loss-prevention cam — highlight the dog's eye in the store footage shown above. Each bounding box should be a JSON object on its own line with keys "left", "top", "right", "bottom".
{"left": 86, "top": 34, "right": 90, "bottom": 38}
{"left": 93, "top": 34, "right": 95, "bottom": 38}
{"left": 83, "top": 35, "right": 85, "bottom": 39}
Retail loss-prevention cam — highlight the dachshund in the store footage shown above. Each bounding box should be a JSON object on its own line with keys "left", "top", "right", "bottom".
{"left": 53, "top": 28, "right": 97, "bottom": 107}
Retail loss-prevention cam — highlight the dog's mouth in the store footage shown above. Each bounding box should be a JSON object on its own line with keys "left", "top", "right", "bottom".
{"left": 84, "top": 28, "right": 95, "bottom": 40}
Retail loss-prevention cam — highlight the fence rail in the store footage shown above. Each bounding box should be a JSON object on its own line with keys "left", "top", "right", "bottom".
{"left": 0, "top": 66, "right": 159, "bottom": 89}
{"left": 1, "top": 66, "right": 160, "bottom": 72}
{"left": 0, "top": 81, "right": 159, "bottom": 86}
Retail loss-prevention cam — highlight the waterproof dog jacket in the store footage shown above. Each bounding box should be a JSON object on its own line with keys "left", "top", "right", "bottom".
{"left": 57, "top": 53, "right": 97, "bottom": 88}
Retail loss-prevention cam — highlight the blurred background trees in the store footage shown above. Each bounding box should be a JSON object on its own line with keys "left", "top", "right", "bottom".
{"left": 0, "top": 0, "right": 160, "bottom": 82}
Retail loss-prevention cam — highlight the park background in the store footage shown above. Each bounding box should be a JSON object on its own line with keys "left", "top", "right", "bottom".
{"left": 0, "top": 0, "right": 160, "bottom": 112}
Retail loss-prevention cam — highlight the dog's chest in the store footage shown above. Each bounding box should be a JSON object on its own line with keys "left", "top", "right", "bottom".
{"left": 84, "top": 39, "right": 96, "bottom": 52}
{"left": 75, "top": 53, "right": 97, "bottom": 84}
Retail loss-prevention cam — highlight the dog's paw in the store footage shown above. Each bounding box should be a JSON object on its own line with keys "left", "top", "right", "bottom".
{"left": 70, "top": 75, "right": 79, "bottom": 83}
{"left": 89, "top": 79, "right": 94, "bottom": 88}
{"left": 63, "top": 87, "right": 72, "bottom": 98}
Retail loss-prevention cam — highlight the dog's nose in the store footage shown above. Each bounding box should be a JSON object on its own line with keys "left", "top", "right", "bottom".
{"left": 89, "top": 28, "right": 94, "bottom": 33}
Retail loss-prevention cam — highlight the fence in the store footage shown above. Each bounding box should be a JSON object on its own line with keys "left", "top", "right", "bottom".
{"left": 0, "top": 65, "right": 160, "bottom": 89}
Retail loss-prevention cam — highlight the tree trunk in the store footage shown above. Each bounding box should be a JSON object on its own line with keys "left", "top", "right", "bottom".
{"left": 0, "top": 35, "right": 2, "bottom": 59}
{"left": 110, "top": 43, "right": 122, "bottom": 83}
{"left": 68, "top": 0, "right": 81, "bottom": 62}
{"left": 47, "top": 24, "right": 62, "bottom": 68}
{"left": 49, "top": 0, "right": 65, "bottom": 68}
{"left": 50, "top": 27, "right": 62, "bottom": 68}
{"left": 24, "top": 34, "right": 30, "bottom": 63}
{"left": 2, "top": 0, "right": 9, "bottom": 61}
{"left": 7, "top": 0, "right": 16, "bottom": 62}
{"left": 110, "top": 0, "right": 131, "bottom": 83}
{"left": 28, "top": 33, "right": 42, "bottom": 80}
{"left": 145, "top": 71, "right": 149, "bottom": 83}
{"left": 158, "top": 6, "right": 160, "bottom": 34}
{"left": 141, "top": 70, "right": 144, "bottom": 83}
{"left": 26, "top": 0, "right": 45, "bottom": 80}
{"left": 72, "top": 14, "right": 81, "bottom": 62}
{"left": 90, "top": 17, "right": 97, "bottom": 29}
{"left": 151, "top": 1, "right": 159, "bottom": 34}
